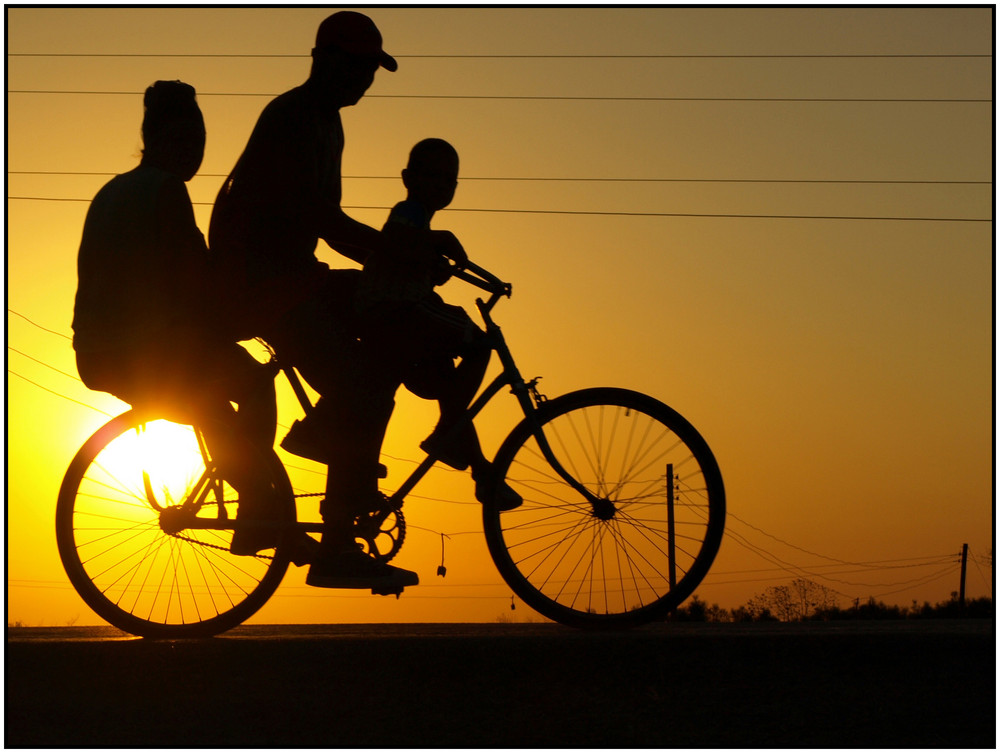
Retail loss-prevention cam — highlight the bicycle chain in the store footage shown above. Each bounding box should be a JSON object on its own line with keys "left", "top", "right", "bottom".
{"left": 167, "top": 530, "right": 275, "bottom": 560}
{"left": 160, "top": 489, "right": 403, "bottom": 564}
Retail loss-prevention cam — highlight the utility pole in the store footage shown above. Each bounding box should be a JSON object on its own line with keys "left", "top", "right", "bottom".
{"left": 666, "top": 464, "right": 676, "bottom": 590}
{"left": 959, "top": 543, "right": 968, "bottom": 609}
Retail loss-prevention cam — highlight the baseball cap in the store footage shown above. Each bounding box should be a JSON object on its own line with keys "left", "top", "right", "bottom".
{"left": 314, "top": 11, "right": 397, "bottom": 72}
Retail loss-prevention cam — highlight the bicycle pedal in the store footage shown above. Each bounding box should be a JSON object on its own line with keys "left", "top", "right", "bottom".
{"left": 371, "top": 585, "right": 405, "bottom": 599}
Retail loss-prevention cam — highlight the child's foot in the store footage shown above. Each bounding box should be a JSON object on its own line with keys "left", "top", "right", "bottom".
{"left": 280, "top": 417, "right": 332, "bottom": 463}
{"left": 472, "top": 465, "right": 523, "bottom": 511}
{"left": 420, "top": 426, "right": 471, "bottom": 471}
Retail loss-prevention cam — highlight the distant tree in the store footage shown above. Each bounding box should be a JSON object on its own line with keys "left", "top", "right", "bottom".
{"left": 670, "top": 594, "right": 708, "bottom": 621}
{"left": 854, "top": 597, "right": 906, "bottom": 619}
{"left": 739, "top": 592, "right": 780, "bottom": 622}
{"left": 704, "top": 602, "right": 731, "bottom": 623}
{"left": 964, "top": 596, "right": 994, "bottom": 618}
{"left": 733, "top": 590, "right": 994, "bottom": 622}
{"left": 908, "top": 594, "right": 994, "bottom": 619}
{"left": 742, "top": 579, "right": 842, "bottom": 622}
{"left": 790, "top": 578, "right": 838, "bottom": 617}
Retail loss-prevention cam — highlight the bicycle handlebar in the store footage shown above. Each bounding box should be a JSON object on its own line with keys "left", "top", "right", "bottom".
{"left": 450, "top": 260, "right": 512, "bottom": 300}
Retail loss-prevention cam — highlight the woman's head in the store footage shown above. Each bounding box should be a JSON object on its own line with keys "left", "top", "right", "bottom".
{"left": 141, "top": 80, "right": 206, "bottom": 180}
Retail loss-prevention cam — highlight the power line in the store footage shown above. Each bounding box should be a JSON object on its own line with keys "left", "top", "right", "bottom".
{"left": 727, "top": 511, "right": 878, "bottom": 567}
{"left": 6, "top": 197, "right": 991, "bottom": 223}
{"left": 8, "top": 369, "right": 114, "bottom": 417}
{"left": 8, "top": 308, "right": 73, "bottom": 340}
{"left": 721, "top": 525, "right": 944, "bottom": 591}
{"left": 8, "top": 346, "right": 78, "bottom": 380}
{"left": 401, "top": 206, "right": 993, "bottom": 223}
{"left": 710, "top": 554, "right": 962, "bottom": 577}
{"left": 7, "top": 90, "right": 992, "bottom": 103}
{"left": 868, "top": 564, "right": 958, "bottom": 599}
{"left": 7, "top": 52, "right": 992, "bottom": 59}
{"left": 9, "top": 170, "right": 991, "bottom": 186}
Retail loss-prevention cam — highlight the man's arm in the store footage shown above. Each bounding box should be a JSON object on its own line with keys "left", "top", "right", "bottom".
{"left": 221, "top": 95, "right": 385, "bottom": 268}
{"left": 317, "top": 209, "right": 385, "bottom": 266}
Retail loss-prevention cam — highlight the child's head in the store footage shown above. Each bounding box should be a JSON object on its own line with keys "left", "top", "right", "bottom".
{"left": 402, "top": 138, "right": 459, "bottom": 212}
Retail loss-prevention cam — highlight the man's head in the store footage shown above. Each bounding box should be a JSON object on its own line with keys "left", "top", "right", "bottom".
{"left": 310, "top": 11, "right": 396, "bottom": 107}
{"left": 403, "top": 138, "right": 459, "bottom": 212}
{"left": 140, "top": 80, "right": 205, "bottom": 181}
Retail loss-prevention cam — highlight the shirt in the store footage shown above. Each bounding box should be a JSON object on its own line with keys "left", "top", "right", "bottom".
{"left": 208, "top": 83, "right": 341, "bottom": 332}
{"left": 358, "top": 199, "right": 438, "bottom": 308}
{"left": 72, "top": 164, "right": 209, "bottom": 353}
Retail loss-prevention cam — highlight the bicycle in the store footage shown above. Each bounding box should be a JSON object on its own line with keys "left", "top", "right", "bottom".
{"left": 57, "top": 261, "right": 725, "bottom": 638}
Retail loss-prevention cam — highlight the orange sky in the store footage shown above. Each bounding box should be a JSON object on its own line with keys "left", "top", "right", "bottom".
{"left": 6, "top": 6, "right": 993, "bottom": 626}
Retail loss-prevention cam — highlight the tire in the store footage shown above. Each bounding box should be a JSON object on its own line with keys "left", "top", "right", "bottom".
{"left": 56, "top": 410, "right": 293, "bottom": 638}
{"left": 484, "top": 388, "right": 725, "bottom": 629}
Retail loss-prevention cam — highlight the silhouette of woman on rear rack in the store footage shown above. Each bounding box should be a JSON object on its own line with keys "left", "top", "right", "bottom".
{"left": 72, "top": 80, "right": 314, "bottom": 564}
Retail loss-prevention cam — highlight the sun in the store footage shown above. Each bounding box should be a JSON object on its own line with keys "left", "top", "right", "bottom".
{"left": 101, "top": 419, "right": 209, "bottom": 508}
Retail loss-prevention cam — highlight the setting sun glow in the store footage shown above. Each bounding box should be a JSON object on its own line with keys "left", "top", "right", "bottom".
{"left": 7, "top": 6, "right": 993, "bottom": 628}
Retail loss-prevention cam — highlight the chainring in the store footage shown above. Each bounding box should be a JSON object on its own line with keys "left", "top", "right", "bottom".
{"left": 353, "top": 505, "right": 405, "bottom": 564}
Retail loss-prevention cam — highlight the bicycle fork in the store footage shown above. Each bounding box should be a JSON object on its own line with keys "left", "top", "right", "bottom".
{"left": 484, "top": 318, "right": 602, "bottom": 509}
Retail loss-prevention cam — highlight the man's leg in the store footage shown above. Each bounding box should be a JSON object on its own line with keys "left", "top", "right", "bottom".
{"left": 266, "top": 272, "right": 417, "bottom": 589}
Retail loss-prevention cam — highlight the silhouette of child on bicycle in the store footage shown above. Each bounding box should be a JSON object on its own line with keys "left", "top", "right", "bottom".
{"left": 358, "top": 138, "right": 521, "bottom": 511}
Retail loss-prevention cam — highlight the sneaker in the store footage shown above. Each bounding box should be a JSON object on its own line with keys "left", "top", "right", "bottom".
{"left": 305, "top": 545, "right": 419, "bottom": 591}
{"left": 420, "top": 427, "right": 471, "bottom": 471}
{"left": 280, "top": 417, "right": 332, "bottom": 464}
{"left": 283, "top": 532, "right": 320, "bottom": 568}
{"left": 231, "top": 525, "right": 318, "bottom": 568}
{"left": 473, "top": 467, "right": 523, "bottom": 511}
{"left": 229, "top": 493, "right": 318, "bottom": 567}
{"left": 281, "top": 418, "right": 387, "bottom": 477}
{"left": 229, "top": 492, "right": 282, "bottom": 556}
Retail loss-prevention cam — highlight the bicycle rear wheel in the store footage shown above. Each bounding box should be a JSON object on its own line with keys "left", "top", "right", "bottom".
{"left": 484, "top": 388, "right": 725, "bottom": 629}
{"left": 56, "top": 410, "right": 293, "bottom": 638}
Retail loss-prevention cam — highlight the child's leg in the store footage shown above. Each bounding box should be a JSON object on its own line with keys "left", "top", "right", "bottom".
{"left": 437, "top": 335, "right": 489, "bottom": 427}
{"left": 407, "top": 305, "right": 523, "bottom": 510}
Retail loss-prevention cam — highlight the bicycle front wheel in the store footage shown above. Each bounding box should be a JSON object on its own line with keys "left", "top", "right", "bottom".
{"left": 484, "top": 388, "right": 725, "bottom": 629}
{"left": 56, "top": 410, "right": 293, "bottom": 638}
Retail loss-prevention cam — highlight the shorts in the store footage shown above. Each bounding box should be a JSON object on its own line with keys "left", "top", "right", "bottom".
{"left": 359, "top": 293, "right": 484, "bottom": 401}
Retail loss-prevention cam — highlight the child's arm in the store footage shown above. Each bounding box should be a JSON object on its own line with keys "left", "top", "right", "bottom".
{"left": 427, "top": 230, "right": 468, "bottom": 268}
{"left": 381, "top": 201, "right": 466, "bottom": 280}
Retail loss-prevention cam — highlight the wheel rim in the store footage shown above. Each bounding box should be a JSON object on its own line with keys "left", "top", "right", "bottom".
{"left": 58, "top": 414, "right": 290, "bottom": 637}
{"left": 488, "top": 391, "right": 724, "bottom": 626}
